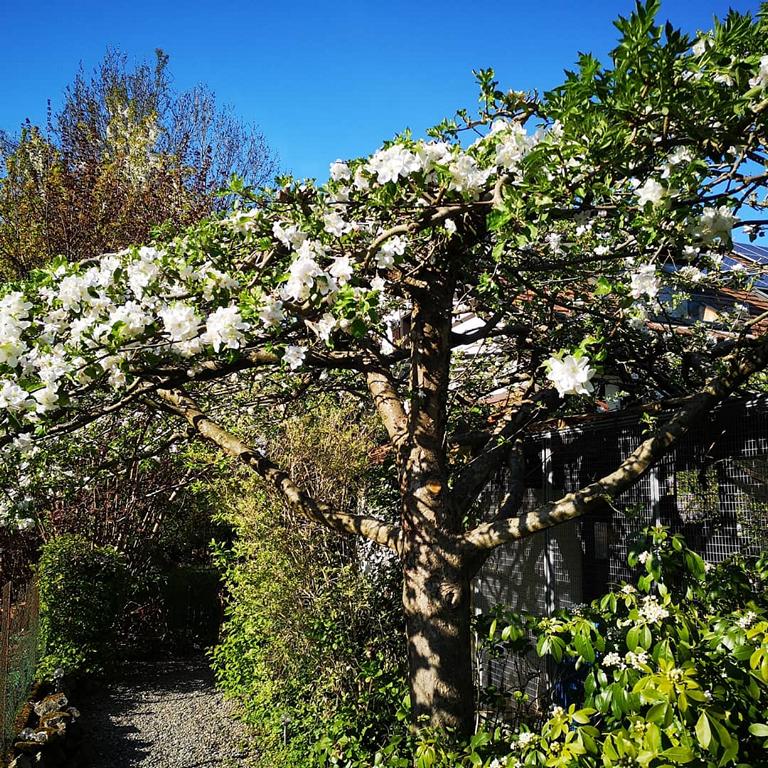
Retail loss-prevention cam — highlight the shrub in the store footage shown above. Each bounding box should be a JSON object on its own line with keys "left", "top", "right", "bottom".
{"left": 210, "top": 399, "right": 406, "bottom": 768}
{"left": 37, "top": 534, "right": 128, "bottom": 678}
{"left": 472, "top": 526, "right": 768, "bottom": 768}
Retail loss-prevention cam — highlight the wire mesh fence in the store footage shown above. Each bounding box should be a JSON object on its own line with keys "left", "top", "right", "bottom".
{"left": 474, "top": 395, "right": 768, "bottom": 717}
{"left": 0, "top": 579, "right": 40, "bottom": 761}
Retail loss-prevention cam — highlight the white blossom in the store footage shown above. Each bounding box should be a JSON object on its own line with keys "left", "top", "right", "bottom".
{"left": 750, "top": 55, "right": 768, "bottom": 89}
{"left": 283, "top": 345, "right": 306, "bottom": 370}
{"left": 625, "top": 650, "right": 650, "bottom": 669}
{"left": 448, "top": 154, "right": 492, "bottom": 196}
{"left": 306, "top": 312, "right": 336, "bottom": 342}
{"left": 546, "top": 233, "right": 563, "bottom": 254}
{"left": 258, "top": 298, "right": 285, "bottom": 327}
{"left": 366, "top": 145, "right": 421, "bottom": 184}
{"left": 0, "top": 292, "right": 33, "bottom": 318}
{"left": 635, "top": 178, "right": 666, "bottom": 208}
{"left": 630, "top": 265, "right": 660, "bottom": 300}
{"left": 203, "top": 269, "right": 239, "bottom": 301}
{"left": 329, "top": 256, "right": 354, "bottom": 286}
{"left": 639, "top": 595, "right": 669, "bottom": 624}
{"left": 494, "top": 123, "right": 532, "bottom": 169}
{"left": 159, "top": 303, "right": 201, "bottom": 342}
{"left": 696, "top": 206, "right": 738, "bottom": 242}
{"left": 678, "top": 265, "right": 703, "bottom": 283}
{"left": 737, "top": 610, "right": 757, "bottom": 629}
{"left": 415, "top": 141, "right": 453, "bottom": 172}
{"left": 283, "top": 247, "right": 324, "bottom": 302}
{"left": 323, "top": 211, "right": 354, "bottom": 237}
{"left": 516, "top": 731, "right": 536, "bottom": 748}
{"left": 57, "top": 274, "right": 93, "bottom": 310}
{"left": 0, "top": 380, "right": 30, "bottom": 412}
{"left": 202, "top": 306, "right": 249, "bottom": 352}
{"left": 273, "top": 221, "right": 307, "bottom": 250}
{"left": 546, "top": 354, "right": 596, "bottom": 397}
{"left": 353, "top": 167, "right": 369, "bottom": 191}
{"left": 666, "top": 147, "right": 694, "bottom": 166}
{"left": 376, "top": 235, "right": 407, "bottom": 269}
{"left": 32, "top": 384, "right": 59, "bottom": 413}
{"left": 126, "top": 256, "right": 160, "bottom": 298}
{"left": 329, "top": 160, "right": 351, "bottom": 181}
{"left": 108, "top": 302, "right": 151, "bottom": 338}
{"left": 692, "top": 36, "right": 711, "bottom": 57}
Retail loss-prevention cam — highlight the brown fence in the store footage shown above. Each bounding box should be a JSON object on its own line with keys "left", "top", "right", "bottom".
{"left": 0, "top": 580, "right": 40, "bottom": 760}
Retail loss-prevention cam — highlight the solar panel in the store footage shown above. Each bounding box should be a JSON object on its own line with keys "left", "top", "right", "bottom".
{"left": 733, "top": 242, "right": 768, "bottom": 265}
{"left": 725, "top": 246, "right": 768, "bottom": 291}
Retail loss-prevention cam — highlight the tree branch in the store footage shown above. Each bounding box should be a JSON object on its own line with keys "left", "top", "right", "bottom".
{"left": 366, "top": 368, "right": 409, "bottom": 449}
{"left": 449, "top": 392, "right": 554, "bottom": 519}
{"left": 154, "top": 387, "right": 404, "bottom": 554}
{"left": 462, "top": 332, "right": 768, "bottom": 555}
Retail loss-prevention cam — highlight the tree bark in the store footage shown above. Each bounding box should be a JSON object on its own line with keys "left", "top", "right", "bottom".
{"left": 402, "top": 537, "right": 475, "bottom": 734}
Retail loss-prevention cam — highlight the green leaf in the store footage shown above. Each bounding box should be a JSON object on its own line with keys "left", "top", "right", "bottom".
{"left": 749, "top": 723, "right": 768, "bottom": 737}
{"left": 662, "top": 746, "right": 695, "bottom": 763}
{"left": 574, "top": 632, "right": 595, "bottom": 662}
{"left": 595, "top": 276, "right": 613, "bottom": 295}
{"left": 696, "top": 711, "right": 712, "bottom": 750}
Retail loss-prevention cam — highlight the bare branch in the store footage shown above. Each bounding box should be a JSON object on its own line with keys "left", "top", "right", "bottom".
{"left": 449, "top": 393, "right": 553, "bottom": 519}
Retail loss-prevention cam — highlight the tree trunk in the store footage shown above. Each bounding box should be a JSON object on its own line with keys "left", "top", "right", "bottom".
{"left": 402, "top": 539, "right": 475, "bottom": 734}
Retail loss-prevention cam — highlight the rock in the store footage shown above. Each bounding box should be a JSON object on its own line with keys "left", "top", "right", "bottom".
{"left": 8, "top": 755, "right": 33, "bottom": 768}
{"left": 33, "top": 694, "right": 68, "bottom": 718}
{"left": 39, "top": 711, "right": 72, "bottom": 731}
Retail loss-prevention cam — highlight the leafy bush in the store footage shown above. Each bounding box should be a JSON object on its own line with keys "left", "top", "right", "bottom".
{"left": 210, "top": 399, "right": 406, "bottom": 768}
{"left": 37, "top": 534, "right": 128, "bottom": 677}
{"left": 472, "top": 526, "right": 768, "bottom": 768}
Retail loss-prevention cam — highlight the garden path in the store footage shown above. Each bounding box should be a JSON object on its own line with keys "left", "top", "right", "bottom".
{"left": 69, "top": 656, "right": 254, "bottom": 767}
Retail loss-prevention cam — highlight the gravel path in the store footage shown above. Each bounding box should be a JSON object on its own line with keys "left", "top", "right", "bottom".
{"left": 70, "top": 656, "right": 254, "bottom": 767}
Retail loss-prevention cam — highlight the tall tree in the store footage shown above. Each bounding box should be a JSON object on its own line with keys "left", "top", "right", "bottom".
{"left": 1, "top": 1, "right": 767, "bottom": 732}
{"left": 0, "top": 49, "right": 276, "bottom": 277}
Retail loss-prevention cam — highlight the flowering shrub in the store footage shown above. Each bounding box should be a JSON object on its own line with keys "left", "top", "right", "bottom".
{"left": 310, "top": 530, "right": 768, "bottom": 767}
{"left": 477, "top": 527, "right": 768, "bottom": 767}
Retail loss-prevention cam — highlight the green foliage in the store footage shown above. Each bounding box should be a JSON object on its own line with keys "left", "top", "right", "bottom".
{"left": 210, "top": 399, "right": 406, "bottom": 768}
{"left": 473, "top": 526, "right": 768, "bottom": 767}
{"left": 303, "top": 527, "right": 768, "bottom": 767}
{"left": 37, "top": 534, "right": 128, "bottom": 677}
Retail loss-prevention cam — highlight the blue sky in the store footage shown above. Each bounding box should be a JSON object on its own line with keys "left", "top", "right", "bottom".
{"left": 0, "top": 0, "right": 762, "bottom": 181}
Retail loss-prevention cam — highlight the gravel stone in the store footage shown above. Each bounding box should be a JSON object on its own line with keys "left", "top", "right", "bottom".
{"left": 70, "top": 656, "right": 254, "bottom": 767}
